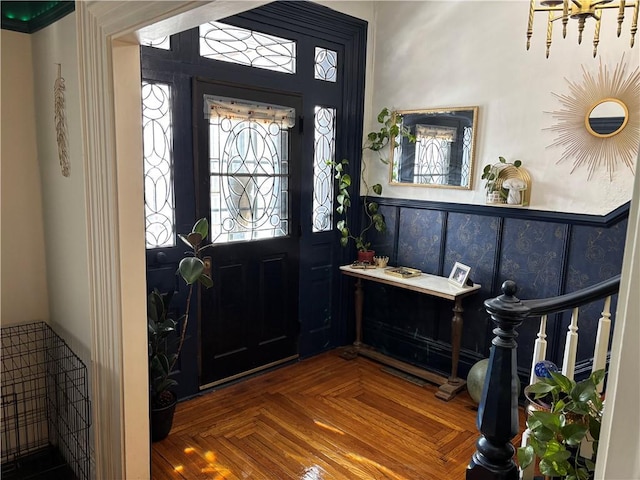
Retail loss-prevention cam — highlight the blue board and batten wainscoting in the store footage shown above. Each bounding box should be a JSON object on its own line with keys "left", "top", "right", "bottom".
{"left": 349, "top": 198, "right": 629, "bottom": 385}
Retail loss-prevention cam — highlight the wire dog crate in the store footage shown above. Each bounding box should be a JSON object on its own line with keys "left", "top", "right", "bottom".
{"left": 1, "top": 322, "right": 91, "bottom": 480}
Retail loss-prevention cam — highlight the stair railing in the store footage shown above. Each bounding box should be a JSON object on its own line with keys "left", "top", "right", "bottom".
{"left": 466, "top": 275, "right": 620, "bottom": 480}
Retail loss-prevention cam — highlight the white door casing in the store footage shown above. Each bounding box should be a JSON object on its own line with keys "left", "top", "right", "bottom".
{"left": 76, "top": 2, "right": 268, "bottom": 478}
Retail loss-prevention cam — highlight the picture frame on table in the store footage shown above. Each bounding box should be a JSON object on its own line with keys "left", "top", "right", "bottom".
{"left": 448, "top": 262, "right": 471, "bottom": 287}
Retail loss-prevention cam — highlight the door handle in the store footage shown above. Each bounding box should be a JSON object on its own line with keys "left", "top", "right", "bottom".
{"left": 203, "top": 256, "right": 212, "bottom": 277}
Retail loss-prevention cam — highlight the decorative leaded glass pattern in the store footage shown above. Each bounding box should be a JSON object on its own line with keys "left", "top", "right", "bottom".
{"left": 461, "top": 126, "right": 472, "bottom": 188}
{"left": 414, "top": 125, "right": 457, "bottom": 185}
{"left": 199, "top": 21, "right": 296, "bottom": 74}
{"left": 141, "top": 36, "right": 170, "bottom": 50}
{"left": 314, "top": 47, "right": 337, "bottom": 82}
{"left": 312, "top": 107, "right": 336, "bottom": 232}
{"left": 207, "top": 99, "right": 292, "bottom": 243}
{"left": 142, "top": 81, "right": 175, "bottom": 248}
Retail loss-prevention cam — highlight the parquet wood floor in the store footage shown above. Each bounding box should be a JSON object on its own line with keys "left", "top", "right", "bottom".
{"left": 152, "top": 350, "right": 523, "bottom": 479}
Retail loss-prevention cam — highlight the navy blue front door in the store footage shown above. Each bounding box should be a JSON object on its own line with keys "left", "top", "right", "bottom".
{"left": 194, "top": 80, "right": 303, "bottom": 386}
{"left": 143, "top": 2, "right": 367, "bottom": 397}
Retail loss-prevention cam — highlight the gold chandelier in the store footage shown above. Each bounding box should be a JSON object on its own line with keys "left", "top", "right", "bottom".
{"left": 526, "top": 0, "right": 638, "bottom": 57}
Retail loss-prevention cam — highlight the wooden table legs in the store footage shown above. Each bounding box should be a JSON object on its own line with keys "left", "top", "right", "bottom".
{"left": 339, "top": 278, "right": 363, "bottom": 361}
{"left": 435, "top": 298, "right": 467, "bottom": 401}
{"left": 354, "top": 278, "right": 363, "bottom": 347}
{"left": 344, "top": 276, "right": 467, "bottom": 401}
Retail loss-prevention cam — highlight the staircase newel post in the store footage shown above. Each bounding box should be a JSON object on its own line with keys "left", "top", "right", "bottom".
{"left": 467, "top": 280, "right": 530, "bottom": 480}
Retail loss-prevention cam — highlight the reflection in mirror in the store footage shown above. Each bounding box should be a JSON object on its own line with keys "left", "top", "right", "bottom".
{"left": 390, "top": 107, "right": 479, "bottom": 189}
{"left": 586, "top": 98, "right": 628, "bottom": 138}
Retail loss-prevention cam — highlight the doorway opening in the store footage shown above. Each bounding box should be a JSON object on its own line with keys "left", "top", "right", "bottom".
{"left": 141, "top": 1, "right": 367, "bottom": 398}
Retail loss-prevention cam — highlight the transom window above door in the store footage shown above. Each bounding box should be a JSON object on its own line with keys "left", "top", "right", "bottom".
{"left": 314, "top": 47, "right": 337, "bottom": 82}
{"left": 140, "top": 36, "right": 170, "bottom": 50}
{"left": 205, "top": 95, "right": 295, "bottom": 244}
{"left": 199, "top": 21, "right": 296, "bottom": 74}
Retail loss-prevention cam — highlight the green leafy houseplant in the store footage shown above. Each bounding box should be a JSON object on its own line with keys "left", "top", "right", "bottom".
{"left": 482, "top": 156, "right": 522, "bottom": 203}
{"left": 148, "top": 218, "right": 213, "bottom": 411}
{"left": 518, "top": 369, "right": 605, "bottom": 480}
{"left": 330, "top": 108, "right": 415, "bottom": 252}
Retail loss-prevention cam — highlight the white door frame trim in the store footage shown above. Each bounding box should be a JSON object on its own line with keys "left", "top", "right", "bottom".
{"left": 75, "top": 2, "right": 267, "bottom": 477}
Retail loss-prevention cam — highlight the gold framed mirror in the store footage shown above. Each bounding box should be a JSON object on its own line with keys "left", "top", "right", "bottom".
{"left": 389, "top": 106, "right": 479, "bottom": 189}
{"left": 585, "top": 98, "right": 629, "bottom": 138}
{"left": 547, "top": 57, "right": 640, "bottom": 180}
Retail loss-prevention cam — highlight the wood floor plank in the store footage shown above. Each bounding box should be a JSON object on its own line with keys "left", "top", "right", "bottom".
{"left": 194, "top": 435, "right": 258, "bottom": 479}
{"left": 290, "top": 394, "right": 439, "bottom": 474}
{"left": 260, "top": 394, "right": 415, "bottom": 478}
{"left": 152, "top": 351, "right": 524, "bottom": 479}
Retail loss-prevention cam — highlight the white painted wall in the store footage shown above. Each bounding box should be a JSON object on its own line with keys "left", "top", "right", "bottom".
{"left": 30, "top": 13, "right": 92, "bottom": 380}
{"left": 1, "top": 30, "right": 50, "bottom": 326}
{"left": 597, "top": 159, "right": 640, "bottom": 480}
{"left": 367, "top": 1, "right": 639, "bottom": 215}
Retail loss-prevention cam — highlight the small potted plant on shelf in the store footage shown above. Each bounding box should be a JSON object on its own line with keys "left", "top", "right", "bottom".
{"left": 330, "top": 108, "right": 415, "bottom": 263}
{"left": 148, "top": 218, "right": 213, "bottom": 441}
{"left": 482, "top": 156, "right": 523, "bottom": 204}
{"left": 517, "top": 368, "right": 605, "bottom": 480}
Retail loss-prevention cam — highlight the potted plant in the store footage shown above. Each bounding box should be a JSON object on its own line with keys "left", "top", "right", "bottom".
{"left": 517, "top": 369, "right": 605, "bottom": 480}
{"left": 148, "top": 218, "right": 213, "bottom": 441}
{"left": 482, "top": 156, "right": 522, "bottom": 204}
{"left": 330, "top": 108, "right": 415, "bottom": 263}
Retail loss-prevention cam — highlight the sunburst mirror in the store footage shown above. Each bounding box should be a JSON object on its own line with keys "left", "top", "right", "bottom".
{"left": 546, "top": 57, "right": 640, "bottom": 180}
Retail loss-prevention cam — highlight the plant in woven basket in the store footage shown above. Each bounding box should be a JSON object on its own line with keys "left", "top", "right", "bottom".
{"left": 518, "top": 369, "right": 605, "bottom": 480}
{"left": 148, "top": 218, "right": 213, "bottom": 409}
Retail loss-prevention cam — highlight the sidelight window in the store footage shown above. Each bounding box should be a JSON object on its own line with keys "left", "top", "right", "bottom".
{"left": 312, "top": 106, "right": 336, "bottom": 232}
{"left": 142, "top": 81, "right": 176, "bottom": 248}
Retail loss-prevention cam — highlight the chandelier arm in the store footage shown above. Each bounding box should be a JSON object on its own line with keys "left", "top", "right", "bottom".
{"left": 527, "top": 0, "right": 535, "bottom": 49}
{"left": 577, "top": 16, "right": 586, "bottom": 44}
{"left": 529, "top": 0, "right": 637, "bottom": 56}
{"left": 547, "top": 10, "right": 555, "bottom": 57}
{"left": 617, "top": 0, "right": 626, "bottom": 36}
{"left": 593, "top": 16, "right": 602, "bottom": 56}
{"left": 631, "top": 0, "right": 639, "bottom": 47}
{"left": 597, "top": 2, "right": 632, "bottom": 8}
{"left": 535, "top": 6, "right": 567, "bottom": 12}
{"left": 563, "top": 0, "right": 570, "bottom": 36}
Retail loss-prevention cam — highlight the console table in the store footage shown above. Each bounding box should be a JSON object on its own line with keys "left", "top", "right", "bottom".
{"left": 340, "top": 265, "right": 481, "bottom": 401}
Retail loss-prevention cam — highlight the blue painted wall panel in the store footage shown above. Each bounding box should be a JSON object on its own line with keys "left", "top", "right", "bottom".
{"left": 396, "top": 208, "right": 444, "bottom": 275}
{"left": 553, "top": 219, "right": 629, "bottom": 365}
{"left": 498, "top": 219, "right": 567, "bottom": 300}
{"left": 354, "top": 198, "right": 629, "bottom": 382}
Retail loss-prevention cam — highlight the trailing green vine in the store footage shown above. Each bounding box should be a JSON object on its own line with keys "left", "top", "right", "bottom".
{"left": 330, "top": 108, "right": 415, "bottom": 252}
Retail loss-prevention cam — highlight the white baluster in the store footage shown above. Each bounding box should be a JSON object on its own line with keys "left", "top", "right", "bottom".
{"left": 562, "top": 307, "right": 579, "bottom": 379}
{"left": 592, "top": 296, "right": 612, "bottom": 393}
{"left": 521, "top": 315, "right": 548, "bottom": 479}
{"left": 529, "top": 315, "right": 548, "bottom": 385}
{"left": 519, "top": 427, "right": 535, "bottom": 480}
